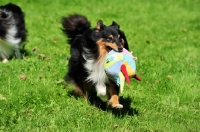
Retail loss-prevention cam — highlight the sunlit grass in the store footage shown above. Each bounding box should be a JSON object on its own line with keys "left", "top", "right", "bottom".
{"left": 0, "top": 0, "right": 200, "bottom": 131}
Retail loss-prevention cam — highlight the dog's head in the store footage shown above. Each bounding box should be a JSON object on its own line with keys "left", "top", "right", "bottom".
{"left": 0, "top": 3, "right": 23, "bottom": 21}
{"left": 0, "top": 3, "right": 26, "bottom": 41}
{"left": 93, "top": 20, "right": 126, "bottom": 52}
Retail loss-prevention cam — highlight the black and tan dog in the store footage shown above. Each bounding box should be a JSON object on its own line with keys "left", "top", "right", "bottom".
{"left": 61, "top": 14, "right": 129, "bottom": 108}
{"left": 0, "top": 3, "right": 27, "bottom": 62}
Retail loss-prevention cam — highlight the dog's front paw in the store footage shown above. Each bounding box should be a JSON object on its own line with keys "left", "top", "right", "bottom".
{"left": 111, "top": 103, "right": 123, "bottom": 109}
{"left": 2, "top": 58, "right": 8, "bottom": 63}
{"left": 107, "top": 101, "right": 123, "bottom": 109}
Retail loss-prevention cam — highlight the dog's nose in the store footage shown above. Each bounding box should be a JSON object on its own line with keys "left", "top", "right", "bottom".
{"left": 118, "top": 47, "right": 123, "bottom": 52}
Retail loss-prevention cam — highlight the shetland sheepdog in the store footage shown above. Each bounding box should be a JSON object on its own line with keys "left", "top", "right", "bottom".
{"left": 61, "top": 14, "right": 129, "bottom": 108}
{"left": 0, "top": 3, "right": 27, "bottom": 63}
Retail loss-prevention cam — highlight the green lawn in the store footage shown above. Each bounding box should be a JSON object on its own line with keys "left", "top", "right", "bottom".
{"left": 0, "top": 0, "right": 200, "bottom": 131}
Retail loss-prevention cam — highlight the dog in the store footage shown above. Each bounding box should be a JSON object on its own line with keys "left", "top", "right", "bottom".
{"left": 61, "top": 14, "right": 129, "bottom": 108}
{"left": 0, "top": 3, "right": 27, "bottom": 63}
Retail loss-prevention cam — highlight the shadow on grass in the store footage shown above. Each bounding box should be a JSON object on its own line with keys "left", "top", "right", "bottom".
{"left": 68, "top": 90, "right": 138, "bottom": 118}
{"left": 20, "top": 49, "right": 29, "bottom": 57}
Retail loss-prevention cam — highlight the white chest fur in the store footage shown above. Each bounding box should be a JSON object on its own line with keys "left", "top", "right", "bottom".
{"left": 0, "top": 25, "right": 21, "bottom": 59}
{"left": 84, "top": 58, "right": 109, "bottom": 85}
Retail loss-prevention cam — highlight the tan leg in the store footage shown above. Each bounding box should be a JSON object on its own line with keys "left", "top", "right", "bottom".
{"left": 107, "top": 82, "right": 123, "bottom": 109}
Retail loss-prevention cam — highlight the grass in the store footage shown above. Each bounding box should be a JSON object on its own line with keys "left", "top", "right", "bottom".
{"left": 0, "top": 0, "right": 200, "bottom": 131}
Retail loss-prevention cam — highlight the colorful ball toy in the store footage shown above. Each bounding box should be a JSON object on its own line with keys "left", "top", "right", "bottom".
{"left": 104, "top": 48, "right": 141, "bottom": 93}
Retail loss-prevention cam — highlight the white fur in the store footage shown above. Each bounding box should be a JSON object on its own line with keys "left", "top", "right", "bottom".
{"left": 84, "top": 59, "right": 108, "bottom": 85}
{"left": 96, "top": 84, "right": 108, "bottom": 102}
{"left": 83, "top": 49, "right": 109, "bottom": 101}
{"left": 6, "top": 26, "right": 21, "bottom": 44}
{"left": 83, "top": 48, "right": 109, "bottom": 85}
{"left": 0, "top": 25, "right": 21, "bottom": 60}
{"left": 2, "top": 58, "right": 8, "bottom": 63}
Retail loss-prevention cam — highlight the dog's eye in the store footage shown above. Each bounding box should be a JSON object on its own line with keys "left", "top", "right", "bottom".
{"left": 107, "top": 35, "right": 113, "bottom": 41}
{"left": 0, "top": 12, "right": 7, "bottom": 19}
{"left": 107, "top": 37, "right": 112, "bottom": 40}
{"left": 120, "top": 38, "right": 124, "bottom": 45}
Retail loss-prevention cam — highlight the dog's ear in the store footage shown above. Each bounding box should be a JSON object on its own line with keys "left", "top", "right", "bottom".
{"left": 96, "top": 20, "right": 105, "bottom": 31}
{"left": 111, "top": 21, "right": 120, "bottom": 29}
{"left": 119, "top": 30, "right": 129, "bottom": 50}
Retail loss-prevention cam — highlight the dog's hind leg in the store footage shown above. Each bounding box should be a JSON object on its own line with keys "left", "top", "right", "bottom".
{"left": 73, "top": 81, "right": 87, "bottom": 100}
{"left": 107, "top": 82, "right": 123, "bottom": 109}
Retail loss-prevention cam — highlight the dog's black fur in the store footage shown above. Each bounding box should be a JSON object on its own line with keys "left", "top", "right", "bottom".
{"left": 0, "top": 3, "right": 27, "bottom": 62}
{"left": 61, "top": 14, "right": 129, "bottom": 108}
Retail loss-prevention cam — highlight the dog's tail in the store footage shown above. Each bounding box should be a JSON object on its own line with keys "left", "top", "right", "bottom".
{"left": 61, "top": 14, "right": 91, "bottom": 44}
